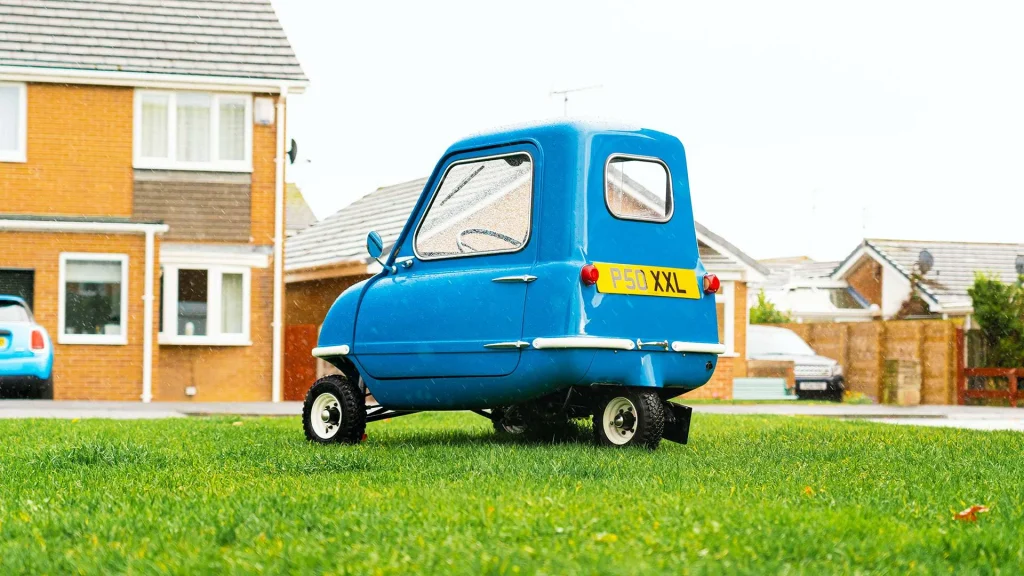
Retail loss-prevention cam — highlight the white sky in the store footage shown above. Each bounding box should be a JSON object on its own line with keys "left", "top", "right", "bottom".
{"left": 272, "top": 0, "right": 1024, "bottom": 261}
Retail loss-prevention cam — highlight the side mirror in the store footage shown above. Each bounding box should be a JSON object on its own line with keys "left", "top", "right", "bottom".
{"left": 366, "top": 230, "right": 384, "bottom": 260}
{"left": 366, "top": 230, "right": 392, "bottom": 272}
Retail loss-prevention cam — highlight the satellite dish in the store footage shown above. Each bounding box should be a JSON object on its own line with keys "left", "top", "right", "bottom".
{"left": 287, "top": 139, "right": 298, "bottom": 165}
{"left": 1016, "top": 254, "right": 1024, "bottom": 276}
{"left": 917, "top": 249, "right": 934, "bottom": 275}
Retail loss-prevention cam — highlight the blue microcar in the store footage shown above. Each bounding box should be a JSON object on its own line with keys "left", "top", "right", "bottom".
{"left": 0, "top": 295, "right": 53, "bottom": 399}
{"left": 303, "top": 121, "right": 723, "bottom": 449}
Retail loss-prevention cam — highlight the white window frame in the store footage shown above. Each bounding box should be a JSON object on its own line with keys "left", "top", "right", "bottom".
{"left": 133, "top": 90, "right": 253, "bottom": 172}
{"left": 58, "top": 253, "right": 129, "bottom": 346}
{"left": 715, "top": 280, "right": 737, "bottom": 357}
{"left": 0, "top": 82, "right": 27, "bottom": 163}
{"left": 159, "top": 264, "right": 252, "bottom": 346}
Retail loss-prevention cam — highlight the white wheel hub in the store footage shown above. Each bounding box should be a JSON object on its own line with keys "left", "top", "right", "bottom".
{"left": 311, "top": 392, "right": 342, "bottom": 439}
{"left": 602, "top": 397, "right": 638, "bottom": 445}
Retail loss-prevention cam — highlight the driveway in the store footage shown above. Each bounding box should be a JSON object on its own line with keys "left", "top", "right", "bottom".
{"left": 0, "top": 401, "right": 1021, "bottom": 431}
{"left": 694, "top": 403, "right": 1024, "bottom": 432}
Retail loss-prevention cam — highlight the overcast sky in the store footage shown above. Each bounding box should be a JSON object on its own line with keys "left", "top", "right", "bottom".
{"left": 272, "top": 0, "right": 1024, "bottom": 261}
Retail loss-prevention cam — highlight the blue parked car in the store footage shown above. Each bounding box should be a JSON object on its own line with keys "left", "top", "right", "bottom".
{"left": 304, "top": 121, "right": 723, "bottom": 449}
{"left": 0, "top": 295, "right": 53, "bottom": 399}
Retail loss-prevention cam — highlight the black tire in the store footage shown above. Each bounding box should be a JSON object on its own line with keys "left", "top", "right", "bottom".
{"left": 492, "top": 406, "right": 527, "bottom": 436}
{"left": 593, "top": 389, "right": 665, "bottom": 449}
{"left": 37, "top": 377, "right": 53, "bottom": 400}
{"left": 302, "top": 374, "right": 366, "bottom": 444}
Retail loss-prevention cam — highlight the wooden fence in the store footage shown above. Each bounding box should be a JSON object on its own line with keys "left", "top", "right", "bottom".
{"left": 776, "top": 319, "right": 959, "bottom": 403}
{"left": 955, "top": 328, "right": 1023, "bottom": 407}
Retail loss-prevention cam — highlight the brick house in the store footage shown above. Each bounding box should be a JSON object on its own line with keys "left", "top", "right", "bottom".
{"left": 284, "top": 178, "right": 765, "bottom": 401}
{"left": 754, "top": 239, "right": 1024, "bottom": 324}
{"left": 0, "top": 1, "right": 306, "bottom": 401}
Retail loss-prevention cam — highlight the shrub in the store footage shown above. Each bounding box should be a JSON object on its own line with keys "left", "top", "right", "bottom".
{"left": 967, "top": 273, "right": 1024, "bottom": 368}
{"left": 750, "top": 289, "right": 791, "bottom": 324}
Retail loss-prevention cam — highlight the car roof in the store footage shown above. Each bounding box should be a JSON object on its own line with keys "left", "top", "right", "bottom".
{"left": 444, "top": 119, "right": 680, "bottom": 157}
{"left": 0, "top": 295, "right": 28, "bottom": 306}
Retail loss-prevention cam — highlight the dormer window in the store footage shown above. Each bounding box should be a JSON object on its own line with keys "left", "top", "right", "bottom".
{"left": 134, "top": 90, "right": 252, "bottom": 172}
{"left": 0, "top": 82, "right": 27, "bottom": 163}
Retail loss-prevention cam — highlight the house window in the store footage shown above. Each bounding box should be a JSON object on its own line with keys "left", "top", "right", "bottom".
{"left": 58, "top": 254, "right": 129, "bottom": 345}
{"left": 0, "top": 82, "right": 27, "bottom": 163}
{"left": 160, "top": 265, "right": 251, "bottom": 345}
{"left": 134, "top": 91, "right": 252, "bottom": 171}
{"left": 415, "top": 152, "right": 534, "bottom": 259}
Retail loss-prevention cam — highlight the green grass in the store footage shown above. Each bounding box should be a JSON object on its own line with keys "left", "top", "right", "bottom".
{"left": 0, "top": 413, "right": 1021, "bottom": 575}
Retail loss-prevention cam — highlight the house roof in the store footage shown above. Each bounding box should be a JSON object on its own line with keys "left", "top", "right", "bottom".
{"left": 286, "top": 176, "right": 766, "bottom": 279}
{"left": 0, "top": 0, "right": 306, "bottom": 82}
{"left": 286, "top": 184, "right": 317, "bottom": 235}
{"left": 756, "top": 258, "right": 842, "bottom": 290}
{"left": 836, "top": 238, "right": 1024, "bottom": 310}
{"left": 285, "top": 178, "right": 426, "bottom": 273}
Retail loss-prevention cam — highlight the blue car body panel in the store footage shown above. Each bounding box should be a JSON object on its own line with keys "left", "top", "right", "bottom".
{"left": 318, "top": 121, "right": 720, "bottom": 410}
{"left": 0, "top": 295, "right": 53, "bottom": 381}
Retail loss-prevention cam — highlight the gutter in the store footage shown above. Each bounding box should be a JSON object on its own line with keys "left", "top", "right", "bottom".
{"left": 271, "top": 87, "right": 288, "bottom": 402}
{"left": 0, "top": 219, "right": 168, "bottom": 403}
{"left": 0, "top": 65, "right": 309, "bottom": 95}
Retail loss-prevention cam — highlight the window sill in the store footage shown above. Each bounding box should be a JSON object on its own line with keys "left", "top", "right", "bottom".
{"left": 58, "top": 335, "right": 128, "bottom": 346}
{"left": 0, "top": 154, "right": 27, "bottom": 163}
{"left": 134, "top": 161, "right": 252, "bottom": 173}
{"left": 159, "top": 335, "right": 252, "bottom": 347}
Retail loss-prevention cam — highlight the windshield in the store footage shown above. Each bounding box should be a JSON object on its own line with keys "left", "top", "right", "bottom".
{"left": 0, "top": 300, "right": 31, "bottom": 322}
{"left": 748, "top": 328, "right": 815, "bottom": 356}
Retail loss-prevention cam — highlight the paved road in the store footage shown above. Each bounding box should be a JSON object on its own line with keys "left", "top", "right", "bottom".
{"left": 0, "top": 401, "right": 1021, "bottom": 431}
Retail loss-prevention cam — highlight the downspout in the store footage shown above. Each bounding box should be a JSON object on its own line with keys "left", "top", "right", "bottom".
{"left": 271, "top": 86, "right": 288, "bottom": 402}
{"left": 142, "top": 229, "right": 155, "bottom": 402}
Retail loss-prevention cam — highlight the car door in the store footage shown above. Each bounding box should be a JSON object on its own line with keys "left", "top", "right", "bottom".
{"left": 355, "top": 144, "right": 539, "bottom": 379}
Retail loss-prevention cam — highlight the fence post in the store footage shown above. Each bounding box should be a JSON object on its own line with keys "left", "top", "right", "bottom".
{"left": 955, "top": 327, "right": 965, "bottom": 405}
{"left": 1011, "top": 371, "right": 1019, "bottom": 409}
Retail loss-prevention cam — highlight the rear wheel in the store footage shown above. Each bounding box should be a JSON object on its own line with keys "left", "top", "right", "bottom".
{"left": 593, "top": 389, "right": 665, "bottom": 449}
{"left": 302, "top": 375, "right": 366, "bottom": 444}
{"left": 492, "top": 406, "right": 527, "bottom": 436}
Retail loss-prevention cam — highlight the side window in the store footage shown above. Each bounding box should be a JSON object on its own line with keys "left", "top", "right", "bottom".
{"left": 415, "top": 153, "right": 533, "bottom": 259}
{"left": 605, "top": 156, "right": 672, "bottom": 222}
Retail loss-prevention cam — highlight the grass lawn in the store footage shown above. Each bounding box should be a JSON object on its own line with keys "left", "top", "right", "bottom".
{"left": 1, "top": 413, "right": 1021, "bottom": 574}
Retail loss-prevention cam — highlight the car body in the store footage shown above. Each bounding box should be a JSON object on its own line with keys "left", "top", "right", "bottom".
{"left": 305, "top": 121, "right": 724, "bottom": 448}
{"left": 0, "top": 295, "right": 53, "bottom": 399}
{"left": 747, "top": 325, "right": 844, "bottom": 401}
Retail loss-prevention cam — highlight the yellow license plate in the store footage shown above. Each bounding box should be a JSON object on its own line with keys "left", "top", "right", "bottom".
{"left": 0, "top": 337, "right": 6, "bottom": 347}
{"left": 594, "top": 262, "right": 700, "bottom": 299}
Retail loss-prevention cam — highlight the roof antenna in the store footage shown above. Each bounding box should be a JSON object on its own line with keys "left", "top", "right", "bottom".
{"left": 549, "top": 85, "right": 603, "bottom": 117}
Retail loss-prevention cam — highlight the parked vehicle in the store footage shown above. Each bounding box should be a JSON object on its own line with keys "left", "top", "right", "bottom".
{"left": 0, "top": 296, "right": 53, "bottom": 399}
{"left": 747, "top": 325, "right": 844, "bottom": 401}
{"left": 302, "top": 121, "right": 724, "bottom": 449}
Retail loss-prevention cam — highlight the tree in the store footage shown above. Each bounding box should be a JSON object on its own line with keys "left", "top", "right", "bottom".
{"left": 750, "top": 289, "right": 791, "bottom": 324}
{"left": 967, "top": 273, "right": 1024, "bottom": 368}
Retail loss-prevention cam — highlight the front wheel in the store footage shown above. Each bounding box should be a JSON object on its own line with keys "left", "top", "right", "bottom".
{"left": 593, "top": 389, "right": 665, "bottom": 449}
{"left": 302, "top": 375, "right": 366, "bottom": 444}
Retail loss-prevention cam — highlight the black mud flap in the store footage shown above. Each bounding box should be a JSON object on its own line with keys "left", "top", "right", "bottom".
{"left": 662, "top": 403, "right": 693, "bottom": 444}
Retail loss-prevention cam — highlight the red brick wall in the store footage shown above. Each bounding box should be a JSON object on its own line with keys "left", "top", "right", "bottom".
{"left": 847, "top": 257, "right": 883, "bottom": 307}
{"left": 0, "top": 84, "right": 134, "bottom": 217}
{"left": 155, "top": 94, "right": 282, "bottom": 401}
{"left": 0, "top": 231, "right": 154, "bottom": 400}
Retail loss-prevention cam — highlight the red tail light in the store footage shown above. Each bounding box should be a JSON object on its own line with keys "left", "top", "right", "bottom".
{"left": 31, "top": 329, "right": 45, "bottom": 350}
{"left": 703, "top": 273, "right": 720, "bottom": 295}
{"left": 580, "top": 264, "right": 600, "bottom": 286}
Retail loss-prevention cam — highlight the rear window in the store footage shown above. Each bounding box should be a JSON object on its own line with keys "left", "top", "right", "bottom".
{"left": 605, "top": 156, "right": 672, "bottom": 222}
{"left": 0, "top": 300, "right": 31, "bottom": 322}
